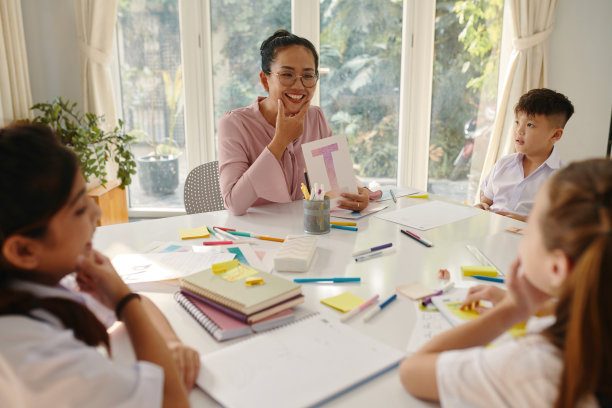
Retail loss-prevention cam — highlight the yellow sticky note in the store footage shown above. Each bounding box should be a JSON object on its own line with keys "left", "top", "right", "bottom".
{"left": 245, "top": 276, "right": 264, "bottom": 286}
{"left": 408, "top": 194, "right": 429, "bottom": 199}
{"left": 179, "top": 226, "right": 210, "bottom": 240}
{"left": 222, "top": 264, "right": 259, "bottom": 282}
{"left": 212, "top": 259, "right": 240, "bottom": 274}
{"left": 461, "top": 265, "right": 499, "bottom": 277}
{"left": 320, "top": 292, "right": 365, "bottom": 313}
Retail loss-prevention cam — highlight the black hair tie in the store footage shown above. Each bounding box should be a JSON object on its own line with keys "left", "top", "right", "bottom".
{"left": 115, "top": 293, "right": 141, "bottom": 320}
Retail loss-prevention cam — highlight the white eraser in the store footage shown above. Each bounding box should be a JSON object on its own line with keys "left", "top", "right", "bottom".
{"left": 273, "top": 235, "right": 317, "bottom": 272}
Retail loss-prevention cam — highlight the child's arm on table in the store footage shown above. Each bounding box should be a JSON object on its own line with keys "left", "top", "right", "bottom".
{"left": 142, "top": 297, "right": 200, "bottom": 390}
{"left": 400, "top": 258, "right": 550, "bottom": 401}
{"left": 475, "top": 192, "right": 493, "bottom": 210}
{"left": 495, "top": 210, "right": 527, "bottom": 222}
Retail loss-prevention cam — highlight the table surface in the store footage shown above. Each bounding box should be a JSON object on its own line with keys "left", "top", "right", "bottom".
{"left": 94, "top": 196, "right": 525, "bottom": 407}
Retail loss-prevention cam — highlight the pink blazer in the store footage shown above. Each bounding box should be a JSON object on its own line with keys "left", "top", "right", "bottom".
{"left": 218, "top": 98, "right": 333, "bottom": 215}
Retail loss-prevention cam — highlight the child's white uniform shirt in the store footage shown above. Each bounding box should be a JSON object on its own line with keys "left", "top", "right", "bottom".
{"left": 436, "top": 334, "right": 599, "bottom": 407}
{"left": 480, "top": 147, "right": 563, "bottom": 217}
{"left": 0, "top": 280, "right": 164, "bottom": 408}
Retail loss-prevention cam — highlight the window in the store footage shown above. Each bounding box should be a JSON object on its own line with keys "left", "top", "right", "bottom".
{"left": 114, "top": 0, "right": 505, "bottom": 216}
{"left": 427, "top": 0, "right": 504, "bottom": 203}
{"left": 319, "top": 0, "right": 403, "bottom": 188}
{"left": 116, "top": 0, "right": 187, "bottom": 212}
{"left": 209, "top": 1, "right": 291, "bottom": 130}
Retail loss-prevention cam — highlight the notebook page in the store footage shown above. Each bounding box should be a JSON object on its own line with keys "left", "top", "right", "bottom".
{"left": 197, "top": 315, "right": 404, "bottom": 408}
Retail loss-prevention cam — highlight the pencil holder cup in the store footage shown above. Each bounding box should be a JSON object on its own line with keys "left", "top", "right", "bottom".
{"left": 303, "top": 197, "right": 330, "bottom": 235}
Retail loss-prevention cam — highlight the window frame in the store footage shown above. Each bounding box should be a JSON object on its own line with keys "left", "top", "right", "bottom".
{"left": 119, "top": 0, "right": 504, "bottom": 217}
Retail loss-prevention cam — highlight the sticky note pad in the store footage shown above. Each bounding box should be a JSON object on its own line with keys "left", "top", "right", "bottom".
{"left": 320, "top": 293, "right": 365, "bottom": 313}
{"left": 212, "top": 259, "right": 240, "bottom": 274}
{"left": 179, "top": 226, "right": 210, "bottom": 240}
{"left": 396, "top": 281, "right": 438, "bottom": 300}
{"left": 461, "top": 265, "right": 499, "bottom": 277}
{"left": 245, "top": 276, "right": 264, "bottom": 286}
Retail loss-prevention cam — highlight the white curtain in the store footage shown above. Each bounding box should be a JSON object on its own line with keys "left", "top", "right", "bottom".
{"left": 478, "top": 0, "right": 558, "bottom": 189}
{"left": 0, "top": 0, "right": 32, "bottom": 126}
{"left": 74, "top": 0, "right": 118, "bottom": 127}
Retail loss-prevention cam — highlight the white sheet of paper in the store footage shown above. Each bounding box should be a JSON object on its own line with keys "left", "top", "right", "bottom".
{"left": 330, "top": 202, "right": 388, "bottom": 220}
{"left": 302, "top": 135, "right": 358, "bottom": 208}
{"left": 405, "top": 303, "right": 452, "bottom": 353}
{"left": 111, "top": 252, "right": 235, "bottom": 283}
{"left": 375, "top": 200, "right": 480, "bottom": 230}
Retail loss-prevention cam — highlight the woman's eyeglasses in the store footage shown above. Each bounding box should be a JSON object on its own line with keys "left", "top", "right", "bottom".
{"left": 272, "top": 72, "right": 319, "bottom": 88}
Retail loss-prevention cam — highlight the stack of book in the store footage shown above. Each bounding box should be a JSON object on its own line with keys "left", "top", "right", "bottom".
{"left": 176, "top": 269, "right": 303, "bottom": 341}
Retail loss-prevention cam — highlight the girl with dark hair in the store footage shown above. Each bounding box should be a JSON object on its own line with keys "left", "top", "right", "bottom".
{"left": 0, "top": 124, "right": 196, "bottom": 407}
{"left": 400, "top": 159, "right": 612, "bottom": 407}
{"left": 218, "top": 29, "right": 380, "bottom": 215}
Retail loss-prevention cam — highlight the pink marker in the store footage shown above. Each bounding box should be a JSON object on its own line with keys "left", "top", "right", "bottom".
{"left": 340, "top": 294, "right": 379, "bottom": 322}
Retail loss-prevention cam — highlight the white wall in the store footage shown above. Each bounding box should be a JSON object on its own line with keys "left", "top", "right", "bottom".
{"left": 21, "top": 0, "right": 81, "bottom": 106}
{"left": 20, "top": 0, "right": 612, "bottom": 160}
{"left": 548, "top": 0, "right": 612, "bottom": 161}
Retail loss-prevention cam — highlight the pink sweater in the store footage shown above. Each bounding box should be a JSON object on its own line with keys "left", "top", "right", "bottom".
{"left": 218, "top": 98, "right": 332, "bottom": 215}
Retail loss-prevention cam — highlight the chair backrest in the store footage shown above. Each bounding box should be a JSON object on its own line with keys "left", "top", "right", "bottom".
{"left": 183, "top": 161, "right": 226, "bottom": 214}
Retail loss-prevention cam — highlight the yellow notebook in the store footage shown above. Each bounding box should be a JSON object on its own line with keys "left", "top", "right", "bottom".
{"left": 180, "top": 268, "right": 302, "bottom": 315}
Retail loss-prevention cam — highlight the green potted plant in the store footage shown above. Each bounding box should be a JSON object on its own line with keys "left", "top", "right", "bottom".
{"left": 29, "top": 97, "right": 137, "bottom": 189}
{"left": 135, "top": 65, "right": 184, "bottom": 196}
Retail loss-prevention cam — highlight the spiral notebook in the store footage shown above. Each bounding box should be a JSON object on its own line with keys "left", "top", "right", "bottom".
{"left": 197, "top": 315, "right": 404, "bottom": 407}
{"left": 174, "top": 292, "right": 296, "bottom": 341}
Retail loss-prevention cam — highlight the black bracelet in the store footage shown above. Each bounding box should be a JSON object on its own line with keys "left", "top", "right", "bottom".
{"left": 115, "top": 293, "right": 141, "bottom": 320}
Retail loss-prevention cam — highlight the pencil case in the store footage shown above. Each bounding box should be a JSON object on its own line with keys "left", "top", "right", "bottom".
{"left": 273, "top": 235, "right": 317, "bottom": 272}
{"left": 461, "top": 265, "right": 499, "bottom": 277}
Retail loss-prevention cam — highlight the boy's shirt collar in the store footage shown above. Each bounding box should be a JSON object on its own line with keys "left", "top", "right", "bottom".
{"left": 515, "top": 146, "right": 563, "bottom": 171}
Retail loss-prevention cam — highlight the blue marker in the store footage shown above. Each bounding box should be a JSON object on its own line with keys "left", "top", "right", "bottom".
{"left": 331, "top": 224, "right": 358, "bottom": 231}
{"left": 363, "top": 293, "right": 397, "bottom": 321}
{"left": 472, "top": 275, "right": 505, "bottom": 283}
{"left": 293, "top": 277, "right": 361, "bottom": 283}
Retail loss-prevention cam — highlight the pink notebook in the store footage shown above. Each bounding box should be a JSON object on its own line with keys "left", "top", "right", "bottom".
{"left": 175, "top": 292, "right": 294, "bottom": 341}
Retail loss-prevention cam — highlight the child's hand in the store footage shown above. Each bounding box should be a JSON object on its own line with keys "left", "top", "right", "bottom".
{"left": 75, "top": 250, "right": 131, "bottom": 309}
{"left": 495, "top": 211, "right": 527, "bottom": 222}
{"left": 460, "top": 285, "right": 506, "bottom": 313}
{"left": 475, "top": 202, "right": 490, "bottom": 211}
{"left": 500, "top": 257, "right": 551, "bottom": 322}
{"left": 167, "top": 340, "right": 200, "bottom": 391}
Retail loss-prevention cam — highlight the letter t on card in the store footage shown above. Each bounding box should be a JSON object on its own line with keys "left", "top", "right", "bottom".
{"left": 301, "top": 135, "right": 358, "bottom": 208}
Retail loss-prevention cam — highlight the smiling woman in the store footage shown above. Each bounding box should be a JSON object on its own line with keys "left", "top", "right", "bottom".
{"left": 217, "top": 29, "right": 375, "bottom": 216}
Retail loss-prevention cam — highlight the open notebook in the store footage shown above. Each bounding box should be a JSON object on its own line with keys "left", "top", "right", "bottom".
{"left": 197, "top": 314, "right": 404, "bottom": 407}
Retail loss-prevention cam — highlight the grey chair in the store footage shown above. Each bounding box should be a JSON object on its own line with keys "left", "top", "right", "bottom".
{"left": 183, "top": 161, "right": 226, "bottom": 214}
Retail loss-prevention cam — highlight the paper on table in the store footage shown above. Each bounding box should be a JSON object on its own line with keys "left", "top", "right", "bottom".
{"left": 302, "top": 135, "right": 358, "bottom": 209}
{"left": 377, "top": 187, "right": 422, "bottom": 202}
{"left": 331, "top": 202, "right": 388, "bottom": 220}
{"left": 198, "top": 315, "right": 404, "bottom": 408}
{"left": 112, "top": 252, "right": 235, "bottom": 283}
{"left": 406, "top": 302, "right": 452, "bottom": 353}
{"left": 320, "top": 292, "right": 365, "bottom": 313}
{"left": 193, "top": 244, "right": 266, "bottom": 271}
{"left": 375, "top": 200, "right": 480, "bottom": 230}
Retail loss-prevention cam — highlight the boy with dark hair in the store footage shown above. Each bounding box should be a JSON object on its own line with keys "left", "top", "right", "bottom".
{"left": 476, "top": 88, "right": 574, "bottom": 221}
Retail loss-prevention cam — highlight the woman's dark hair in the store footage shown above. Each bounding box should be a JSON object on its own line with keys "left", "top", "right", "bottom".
{"left": 0, "top": 123, "right": 109, "bottom": 351}
{"left": 260, "top": 29, "right": 319, "bottom": 75}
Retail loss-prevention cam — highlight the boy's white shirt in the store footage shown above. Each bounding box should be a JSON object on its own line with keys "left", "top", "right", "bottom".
{"left": 481, "top": 146, "right": 563, "bottom": 217}
{"left": 0, "top": 279, "right": 164, "bottom": 408}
